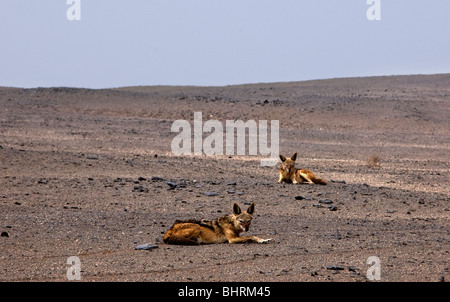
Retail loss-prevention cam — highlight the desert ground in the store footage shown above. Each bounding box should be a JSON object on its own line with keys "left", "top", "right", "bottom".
{"left": 0, "top": 74, "right": 449, "bottom": 282}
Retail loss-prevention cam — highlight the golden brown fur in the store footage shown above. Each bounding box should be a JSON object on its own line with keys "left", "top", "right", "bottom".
{"left": 278, "top": 152, "right": 327, "bottom": 185}
{"left": 163, "top": 203, "right": 271, "bottom": 245}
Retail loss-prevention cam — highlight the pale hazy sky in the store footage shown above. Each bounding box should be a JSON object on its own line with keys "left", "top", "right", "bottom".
{"left": 1, "top": 1, "right": 449, "bottom": 88}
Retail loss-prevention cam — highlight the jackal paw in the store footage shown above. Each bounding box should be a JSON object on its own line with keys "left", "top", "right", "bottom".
{"left": 257, "top": 238, "right": 272, "bottom": 244}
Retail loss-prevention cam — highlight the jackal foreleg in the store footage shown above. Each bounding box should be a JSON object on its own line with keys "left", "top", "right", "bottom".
{"left": 227, "top": 235, "right": 271, "bottom": 244}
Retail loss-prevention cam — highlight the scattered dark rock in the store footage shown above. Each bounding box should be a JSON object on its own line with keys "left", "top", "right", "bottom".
{"left": 295, "top": 195, "right": 305, "bottom": 200}
{"left": 206, "top": 181, "right": 221, "bottom": 185}
{"left": 177, "top": 181, "right": 187, "bottom": 188}
{"left": 37, "top": 178, "right": 49, "bottom": 184}
{"left": 138, "top": 177, "right": 147, "bottom": 181}
{"left": 226, "top": 182, "right": 237, "bottom": 186}
{"left": 319, "top": 199, "right": 333, "bottom": 204}
{"left": 151, "top": 176, "right": 164, "bottom": 182}
{"left": 1, "top": 231, "right": 9, "bottom": 237}
{"left": 167, "top": 181, "right": 178, "bottom": 189}
{"left": 326, "top": 266, "right": 345, "bottom": 270}
{"left": 331, "top": 179, "right": 346, "bottom": 184}
{"left": 328, "top": 205, "right": 338, "bottom": 211}
{"left": 203, "top": 191, "right": 218, "bottom": 196}
{"left": 334, "top": 230, "right": 342, "bottom": 240}
{"left": 133, "top": 185, "right": 149, "bottom": 193}
{"left": 135, "top": 243, "right": 159, "bottom": 250}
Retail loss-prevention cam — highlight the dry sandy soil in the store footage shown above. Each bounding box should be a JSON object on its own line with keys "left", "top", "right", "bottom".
{"left": 0, "top": 74, "right": 449, "bottom": 282}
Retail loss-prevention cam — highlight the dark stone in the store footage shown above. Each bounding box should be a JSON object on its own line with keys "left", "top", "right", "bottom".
{"left": 203, "top": 192, "right": 218, "bottom": 196}
{"left": 319, "top": 199, "right": 333, "bottom": 204}
{"left": 167, "top": 181, "right": 177, "bottom": 188}
{"left": 133, "top": 185, "right": 148, "bottom": 193}
{"left": 328, "top": 205, "right": 338, "bottom": 211}
{"left": 331, "top": 179, "right": 346, "bottom": 184}
{"left": 326, "top": 266, "right": 345, "bottom": 270}
{"left": 135, "top": 243, "right": 159, "bottom": 250}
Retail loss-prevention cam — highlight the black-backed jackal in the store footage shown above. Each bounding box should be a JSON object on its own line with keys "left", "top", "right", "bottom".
{"left": 278, "top": 152, "right": 327, "bottom": 185}
{"left": 163, "top": 203, "right": 271, "bottom": 245}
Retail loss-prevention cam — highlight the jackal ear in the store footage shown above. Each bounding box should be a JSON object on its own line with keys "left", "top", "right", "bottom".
{"left": 246, "top": 202, "right": 255, "bottom": 215}
{"left": 291, "top": 152, "right": 297, "bottom": 161}
{"left": 279, "top": 154, "right": 286, "bottom": 162}
{"left": 233, "top": 203, "right": 242, "bottom": 215}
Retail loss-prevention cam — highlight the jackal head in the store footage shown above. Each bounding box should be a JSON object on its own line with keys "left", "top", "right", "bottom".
{"left": 279, "top": 152, "right": 297, "bottom": 174}
{"left": 232, "top": 202, "right": 255, "bottom": 232}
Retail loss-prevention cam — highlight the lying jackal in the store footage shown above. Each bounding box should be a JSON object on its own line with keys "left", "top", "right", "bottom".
{"left": 278, "top": 152, "right": 326, "bottom": 185}
{"left": 163, "top": 202, "right": 271, "bottom": 245}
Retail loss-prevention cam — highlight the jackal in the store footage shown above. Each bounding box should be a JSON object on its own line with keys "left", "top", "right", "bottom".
{"left": 278, "top": 152, "right": 327, "bottom": 185}
{"left": 163, "top": 203, "right": 271, "bottom": 245}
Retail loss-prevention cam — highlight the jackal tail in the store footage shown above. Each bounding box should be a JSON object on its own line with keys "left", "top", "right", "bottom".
{"left": 297, "top": 169, "right": 327, "bottom": 185}
{"left": 311, "top": 176, "right": 327, "bottom": 185}
{"left": 162, "top": 219, "right": 215, "bottom": 245}
{"left": 163, "top": 235, "right": 199, "bottom": 245}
